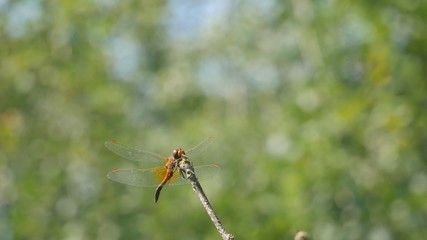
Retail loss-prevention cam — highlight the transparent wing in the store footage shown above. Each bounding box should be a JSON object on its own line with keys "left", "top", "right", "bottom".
{"left": 105, "top": 140, "right": 166, "bottom": 163}
{"left": 107, "top": 167, "right": 178, "bottom": 187}
{"left": 105, "top": 137, "right": 213, "bottom": 162}
{"left": 192, "top": 163, "right": 221, "bottom": 182}
{"left": 107, "top": 163, "right": 221, "bottom": 187}
{"left": 186, "top": 137, "right": 214, "bottom": 159}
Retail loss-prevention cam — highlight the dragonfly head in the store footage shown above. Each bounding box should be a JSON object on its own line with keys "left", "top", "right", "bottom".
{"left": 173, "top": 148, "right": 186, "bottom": 159}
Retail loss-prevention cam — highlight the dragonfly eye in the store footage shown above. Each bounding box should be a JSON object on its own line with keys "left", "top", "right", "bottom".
{"left": 173, "top": 149, "right": 180, "bottom": 159}
{"left": 173, "top": 148, "right": 186, "bottom": 159}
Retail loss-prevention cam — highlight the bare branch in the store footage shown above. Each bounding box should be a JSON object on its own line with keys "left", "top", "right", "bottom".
{"left": 178, "top": 156, "right": 234, "bottom": 240}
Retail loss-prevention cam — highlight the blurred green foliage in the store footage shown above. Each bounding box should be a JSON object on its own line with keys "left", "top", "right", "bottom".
{"left": 1, "top": 0, "right": 426, "bottom": 239}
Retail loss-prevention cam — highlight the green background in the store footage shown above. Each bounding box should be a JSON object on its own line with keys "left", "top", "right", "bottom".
{"left": 1, "top": 0, "right": 426, "bottom": 239}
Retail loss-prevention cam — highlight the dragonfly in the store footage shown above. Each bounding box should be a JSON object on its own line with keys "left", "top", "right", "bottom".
{"left": 105, "top": 137, "right": 220, "bottom": 203}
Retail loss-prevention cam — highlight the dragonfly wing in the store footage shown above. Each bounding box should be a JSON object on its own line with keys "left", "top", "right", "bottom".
{"left": 186, "top": 137, "right": 214, "bottom": 159}
{"left": 107, "top": 167, "right": 170, "bottom": 187}
{"left": 108, "top": 164, "right": 221, "bottom": 187}
{"left": 105, "top": 140, "right": 165, "bottom": 163}
{"left": 168, "top": 163, "right": 221, "bottom": 186}
{"left": 193, "top": 163, "right": 221, "bottom": 181}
